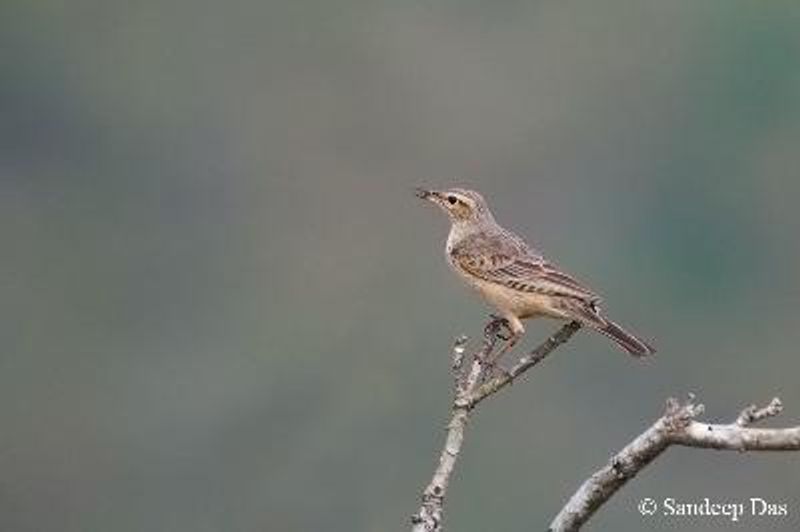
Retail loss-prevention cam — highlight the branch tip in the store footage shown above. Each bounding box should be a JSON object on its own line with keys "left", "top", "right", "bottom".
{"left": 736, "top": 397, "right": 784, "bottom": 426}
{"left": 451, "top": 336, "right": 469, "bottom": 372}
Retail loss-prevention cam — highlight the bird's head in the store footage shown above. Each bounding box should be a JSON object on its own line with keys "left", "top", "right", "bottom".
{"left": 415, "top": 187, "right": 494, "bottom": 225}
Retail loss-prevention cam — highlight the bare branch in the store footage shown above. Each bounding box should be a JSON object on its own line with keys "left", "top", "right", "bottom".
{"left": 549, "top": 396, "right": 800, "bottom": 532}
{"left": 411, "top": 320, "right": 579, "bottom": 532}
{"left": 470, "top": 321, "right": 582, "bottom": 406}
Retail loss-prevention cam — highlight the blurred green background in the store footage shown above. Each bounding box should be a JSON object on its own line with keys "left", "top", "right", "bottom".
{"left": 2, "top": 1, "right": 800, "bottom": 531}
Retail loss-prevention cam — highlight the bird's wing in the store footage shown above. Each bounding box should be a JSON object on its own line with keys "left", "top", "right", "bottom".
{"left": 451, "top": 233, "right": 600, "bottom": 302}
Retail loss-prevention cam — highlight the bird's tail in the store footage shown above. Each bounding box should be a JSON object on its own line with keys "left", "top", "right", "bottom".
{"left": 594, "top": 318, "right": 656, "bottom": 357}
{"left": 563, "top": 301, "right": 656, "bottom": 357}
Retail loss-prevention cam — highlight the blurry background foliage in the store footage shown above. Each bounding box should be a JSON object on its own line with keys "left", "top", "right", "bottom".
{"left": 2, "top": 1, "right": 800, "bottom": 531}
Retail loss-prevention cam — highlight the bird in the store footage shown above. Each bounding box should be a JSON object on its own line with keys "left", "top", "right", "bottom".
{"left": 416, "top": 186, "right": 655, "bottom": 360}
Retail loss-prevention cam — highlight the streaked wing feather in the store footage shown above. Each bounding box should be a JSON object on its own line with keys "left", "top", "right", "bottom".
{"left": 452, "top": 235, "right": 600, "bottom": 302}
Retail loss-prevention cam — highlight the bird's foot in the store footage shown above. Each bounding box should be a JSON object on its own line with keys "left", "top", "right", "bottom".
{"left": 485, "top": 314, "right": 512, "bottom": 341}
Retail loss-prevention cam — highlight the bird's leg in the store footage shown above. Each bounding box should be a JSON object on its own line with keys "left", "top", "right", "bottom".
{"left": 485, "top": 331, "right": 521, "bottom": 369}
{"left": 479, "top": 315, "right": 522, "bottom": 379}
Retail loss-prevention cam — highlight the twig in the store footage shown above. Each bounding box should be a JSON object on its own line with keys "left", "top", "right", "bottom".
{"left": 411, "top": 320, "right": 581, "bottom": 532}
{"left": 470, "top": 321, "right": 582, "bottom": 406}
{"left": 549, "top": 396, "right": 800, "bottom": 532}
{"left": 736, "top": 397, "right": 783, "bottom": 427}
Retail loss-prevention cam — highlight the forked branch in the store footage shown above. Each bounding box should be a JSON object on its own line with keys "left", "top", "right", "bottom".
{"left": 549, "top": 396, "right": 800, "bottom": 532}
{"left": 411, "top": 320, "right": 581, "bottom": 532}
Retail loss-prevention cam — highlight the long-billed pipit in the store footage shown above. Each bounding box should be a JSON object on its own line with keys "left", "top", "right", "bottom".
{"left": 416, "top": 187, "right": 655, "bottom": 360}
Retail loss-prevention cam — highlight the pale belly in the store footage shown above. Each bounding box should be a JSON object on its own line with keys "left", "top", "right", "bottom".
{"left": 455, "top": 269, "right": 567, "bottom": 321}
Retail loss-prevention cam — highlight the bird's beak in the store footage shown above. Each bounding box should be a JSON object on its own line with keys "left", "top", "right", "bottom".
{"left": 415, "top": 187, "right": 439, "bottom": 201}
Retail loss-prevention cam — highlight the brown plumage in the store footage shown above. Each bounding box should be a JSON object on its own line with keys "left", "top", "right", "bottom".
{"left": 417, "top": 187, "right": 655, "bottom": 357}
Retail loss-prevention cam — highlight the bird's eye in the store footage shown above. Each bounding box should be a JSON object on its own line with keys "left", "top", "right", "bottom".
{"left": 447, "top": 195, "right": 458, "bottom": 205}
